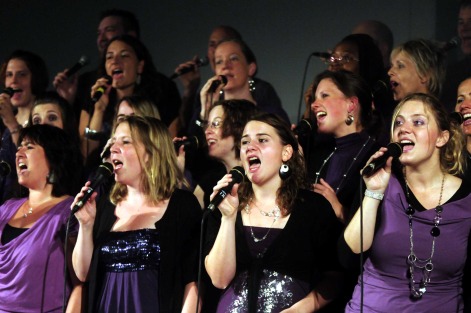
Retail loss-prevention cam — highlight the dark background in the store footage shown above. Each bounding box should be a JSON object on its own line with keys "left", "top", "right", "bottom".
{"left": 0, "top": 0, "right": 461, "bottom": 122}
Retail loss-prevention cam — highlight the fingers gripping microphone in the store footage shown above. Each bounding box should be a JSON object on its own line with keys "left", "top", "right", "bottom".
{"left": 1, "top": 87, "right": 22, "bottom": 97}
{"left": 71, "top": 162, "right": 114, "bottom": 214}
{"left": 174, "top": 136, "right": 199, "bottom": 152}
{"left": 65, "top": 55, "right": 89, "bottom": 78}
{"left": 362, "top": 142, "right": 402, "bottom": 178}
{"left": 209, "top": 75, "right": 228, "bottom": 93}
{"left": 170, "top": 56, "right": 209, "bottom": 79}
{"left": 0, "top": 161, "right": 11, "bottom": 177}
{"left": 92, "top": 75, "right": 112, "bottom": 102}
{"left": 207, "top": 166, "right": 245, "bottom": 211}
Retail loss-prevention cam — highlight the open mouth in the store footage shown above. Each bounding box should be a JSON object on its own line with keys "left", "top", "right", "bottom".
{"left": 390, "top": 81, "right": 399, "bottom": 89}
{"left": 112, "top": 159, "right": 123, "bottom": 170}
{"left": 399, "top": 140, "right": 415, "bottom": 152}
{"left": 316, "top": 111, "right": 327, "bottom": 120}
{"left": 463, "top": 113, "right": 471, "bottom": 121}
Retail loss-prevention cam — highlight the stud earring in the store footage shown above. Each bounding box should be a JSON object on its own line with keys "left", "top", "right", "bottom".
{"left": 46, "top": 171, "right": 56, "bottom": 184}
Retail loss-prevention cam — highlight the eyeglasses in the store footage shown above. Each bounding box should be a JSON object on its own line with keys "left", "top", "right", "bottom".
{"left": 325, "top": 54, "right": 359, "bottom": 65}
{"left": 205, "top": 118, "right": 223, "bottom": 130}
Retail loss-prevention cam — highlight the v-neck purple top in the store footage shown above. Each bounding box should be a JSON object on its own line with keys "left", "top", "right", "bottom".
{"left": 0, "top": 197, "right": 76, "bottom": 313}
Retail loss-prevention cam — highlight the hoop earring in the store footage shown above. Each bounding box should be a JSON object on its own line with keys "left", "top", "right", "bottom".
{"left": 345, "top": 114, "right": 354, "bottom": 126}
{"left": 248, "top": 78, "right": 255, "bottom": 93}
{"left": 279, "top": 163, "right": 291, "bottom": 180}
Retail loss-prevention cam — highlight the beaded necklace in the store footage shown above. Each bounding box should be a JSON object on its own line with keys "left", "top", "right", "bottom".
{"left": 314, "top": 135, "right": 372, "bottom": 194}
{"left": 404, "top": 173, "right": 445, "bottom": 299}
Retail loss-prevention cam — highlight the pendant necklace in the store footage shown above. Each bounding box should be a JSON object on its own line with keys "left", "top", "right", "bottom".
{"left": 244, "top": 199, "right": 281, "bottom": 242}
{"left": 404, "top": 173, "right": 445, "bottom": 299}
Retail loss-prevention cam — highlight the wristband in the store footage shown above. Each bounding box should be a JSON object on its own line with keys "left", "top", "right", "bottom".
{"left": 364, "top": 189, "right": 384, "bottom": 201}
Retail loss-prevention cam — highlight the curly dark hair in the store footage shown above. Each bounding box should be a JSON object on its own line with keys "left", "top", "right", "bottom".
{"left": 210, "top": 99, "right": 260, "bottom": 159}
{"left": 238, "top": 113, "right": 307, "bottom": 215}
{"left": 17, "top": 124, "right": 83, "bottom": 196}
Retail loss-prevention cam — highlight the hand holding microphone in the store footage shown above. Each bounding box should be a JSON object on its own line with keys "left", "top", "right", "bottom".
{"left": 71, "top": 162, "right": 114, "bottom": 215}
{"left": 362, "top": 142, "right": 402, "bottom": 178}
{"left": 207, "top": 166, "right": 245, "bottom": 212}
{"left": 91, "top": 75, "right": 112, "bottom": 103}
{"left": 171, "top": 56, "right": 209, "bottom": 79}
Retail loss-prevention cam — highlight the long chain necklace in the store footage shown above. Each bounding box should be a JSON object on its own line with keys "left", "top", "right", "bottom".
{"left": 244, "top": 199, "right": 281, "bottom": 242}
{"left": 314, "top": 136, "right": 372, "bottom": 194}
{"left": 404, "top": 173, "right": 445, "bottom": 299}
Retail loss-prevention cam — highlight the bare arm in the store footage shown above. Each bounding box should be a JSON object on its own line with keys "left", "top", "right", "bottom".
{"left": 71, "top": 183, "right": 97, "bottom": 281}
{"left": 204, "top": 174, "right": 239, "bottom": 288}
{"left": 344, "top": 148, "right": 392, "bottom": 253}
{"left": 181, "top": 281, "right": 201, "bottom": 313}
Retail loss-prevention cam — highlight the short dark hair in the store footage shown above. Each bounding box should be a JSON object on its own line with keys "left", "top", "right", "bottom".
{"left": 211, "top": 99, "right": 260, "bottom": 159}
{"left": 100, "top": 9, "right": 140, "bottom": 38}
{"left": 17, "top": 124, "right": 83, "bottom": 197}
{"left": 214, "top": 25, "right": 243, "bottom": 41}
{"left": 29, "top": 91, "right": 80, "bottom": 146}
{"left": 0, "top": 50, "right": 49, "bottom": 96}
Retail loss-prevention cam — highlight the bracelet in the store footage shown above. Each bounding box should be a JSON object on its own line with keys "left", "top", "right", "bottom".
{"left": 9, "top": 124, "right": 22, "bottom": 135}
{"left": 364, "top": 189, "right": 384, "bottom": 201}
{"left": 195, "top": 118, "right": 207, "bottom": 128}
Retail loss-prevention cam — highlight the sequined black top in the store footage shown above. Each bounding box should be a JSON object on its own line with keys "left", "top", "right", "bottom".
{"left": 99, "top": 228, "right": 160, "bottom": 272}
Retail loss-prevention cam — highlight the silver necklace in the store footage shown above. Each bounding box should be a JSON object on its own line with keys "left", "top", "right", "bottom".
{"left": 244, "top": 200, "right": 280, "bottom": 243}
{"left": 405, "top": 174, "right": 445, "bottom": 299}
{"left": 314, "top": 135, "right": 372, "bottom": 193}
{"left": 22, "top": 206, "right": 33, "bottom": 218}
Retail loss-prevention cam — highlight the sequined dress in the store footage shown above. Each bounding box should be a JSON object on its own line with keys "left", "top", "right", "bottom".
{"left": 98, "top": 228, "right": 161, "bottom": 312}
{"left": 86, "top": 189, "right": 202, "bottom": 313}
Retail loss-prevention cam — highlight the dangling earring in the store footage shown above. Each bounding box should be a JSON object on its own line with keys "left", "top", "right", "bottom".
{"left": 279, "top": 163, "right": 291, "bottom": 180}
{"left": 46, "top": 171, "right": 56, "bottom": 184}
{"left": 248, "top": 78, "right": 255, "bottom": 93}
{"left": 136, "top": 73, "right": 142, "bottom": 85}
{"left": 345, "top": 114, "right": 354, "bottom": 126}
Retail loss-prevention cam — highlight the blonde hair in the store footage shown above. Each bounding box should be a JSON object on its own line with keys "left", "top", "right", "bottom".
{"left": 110, "top": 116, "right": 184, "bottom": 205}
{"left": 113, "top": 95, "right": 161, "bottom": 130}
{"left": 391, "top": 39, "right": 445, "bottom": 96}
{"left": 390, "top": 93, "right": 466, "bottom": 176}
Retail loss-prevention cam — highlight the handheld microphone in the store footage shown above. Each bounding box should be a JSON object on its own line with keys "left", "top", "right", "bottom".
{"left": 450, "top": 112, "right": 463, "bottom": 124}
{"left": 293, "top": 118, "right": 313, "bottom": 137}
{"left": 1, "top": 87, "right": 22, "bottom": 97}
{"left": 0, "top": 161, "right": 11, "bottom": 177}
{"left": 207, "top": 166, "right": 245, "bottom": 211}
{"left": 441, "top": 36, "right": 460, "bottom": 52}
{"left": 312, "top": 52, "right": 331, "bottom": 59}
{"left": 362, "top": 142, "right": 402, "bottom": 178}
{"left": 208, "top": 75, "right": 228, "bottom": 93}
{"left": 170, "top": 56, "right": 209, "bottom": 79}
{"left": 91, "top": 75, "right": 112, "bottom": 102}
{"left": 71, "top": 162, "right": 114, "bottom": 214}
{"left": 65, "top": 55, "right": 89, "bottom": 78}
{"left": 174, "top": 136, "right": 199, "bottom": 152}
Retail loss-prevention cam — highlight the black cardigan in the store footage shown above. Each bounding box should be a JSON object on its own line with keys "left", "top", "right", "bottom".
{"left": 85, "top": 188, "right": 202, "bottom": 313}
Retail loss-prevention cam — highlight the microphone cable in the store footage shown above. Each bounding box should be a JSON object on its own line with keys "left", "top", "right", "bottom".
{"left": 359, "top": 177, "right": 364, "bottom": 313}
{"left": 62, "top": 211, "right": 75, "bottom": 313}
{"left": 296, "top": 53, "right": 315, "bottom": 122}
{"left": 195, "top": 209, "right": 212, "bottom": 313}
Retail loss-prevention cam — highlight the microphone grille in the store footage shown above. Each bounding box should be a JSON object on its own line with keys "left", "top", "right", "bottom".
{"left": 388, "top": 142, "right": 403, "bottom": 158}
{"left": 230, "top": 166, "right": 246, "bottom": 184}
{"left": 78, "top": 55, "right": 89, "bottom": 66}
{"left": 97, "top": 162, "right": 114, "bottom": 177}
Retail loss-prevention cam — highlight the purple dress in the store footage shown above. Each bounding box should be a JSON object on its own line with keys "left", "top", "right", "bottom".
{"left": 0, "top": 197, "right": 76, "bottom": 313}
{"left": 346, "top": 175, "right": 471, "bottom": 312}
